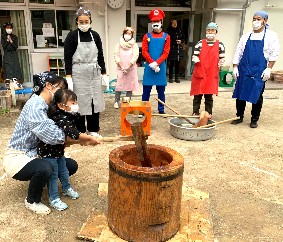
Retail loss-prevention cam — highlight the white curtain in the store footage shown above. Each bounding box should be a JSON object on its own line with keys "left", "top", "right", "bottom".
{"left": 10, "top": 10, "right": 30, "bottom": 82}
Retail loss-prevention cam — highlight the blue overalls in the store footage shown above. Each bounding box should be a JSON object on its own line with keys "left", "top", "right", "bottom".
{"left": 232, "top": 28, "right": 267, "bottom": 120}
{"left": 142, "top": 32, "right": 167, "bottom": 113}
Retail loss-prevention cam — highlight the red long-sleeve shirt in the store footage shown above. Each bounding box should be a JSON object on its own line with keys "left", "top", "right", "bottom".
{"left": 142, "top": 31, "right": 171, "bottom": 65}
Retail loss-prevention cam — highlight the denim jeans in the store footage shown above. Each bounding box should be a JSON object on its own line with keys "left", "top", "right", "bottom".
{"left": 142, "top": 85, "right": 166, "bottom": 112}
{"left": 44, "top": 156, "right": 71, "bottom": 201}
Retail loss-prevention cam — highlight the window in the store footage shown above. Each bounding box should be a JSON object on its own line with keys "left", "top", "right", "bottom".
{"left": 135, "top": 0, "right": 191, "bottom": 7}
{"left": 0, "top": 10, "right": 30, "bottom": 82}
{"left": 31, "top": 10, "right": 76, "bottom": 49}
{"left": 0, "top": 0, "right": 24, "bottom": 2}
{"left": 30, "top": 0, "right": 54, "bottom": 3}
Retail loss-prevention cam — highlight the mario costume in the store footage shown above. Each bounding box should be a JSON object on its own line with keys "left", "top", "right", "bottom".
{"left": 142, "top": 9, "right": 170, "bottom": 114}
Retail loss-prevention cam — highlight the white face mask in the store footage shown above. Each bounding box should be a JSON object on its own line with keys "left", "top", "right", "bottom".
{"left": 6, "top": 29, "right": 12, "bottom": 34}
{"left": 206, "top": 33, "right": 216, "bottom": 41}
{"left": 152, "top": 22, "right": 162, "bottom": 30}
{"left": 78, "top": 24, "right": 90, "bottom": 32}
{"left": 123, "top": 34, "right": 132, "bottom": 42}
{"left": 252, "top": 20, "right": 263, "bottom": 30}
{"left": 66, "top": 104, "right": 79, "bottom": 114}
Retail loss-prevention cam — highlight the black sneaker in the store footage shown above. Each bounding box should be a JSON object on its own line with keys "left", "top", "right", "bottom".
{"left": 250, "top": 121, "right": 258, "bottom": 128}
{"left": 159, "top": 111, "right": 166, "bottom": 114}
{"left": 168, "top": 79, "right": 173, "bottom": 83}
{"left": 175, "top": 80, "right": 180, "bottom": 83}
{"left": 231, "top": 118, "right": 243, "bottom": 125}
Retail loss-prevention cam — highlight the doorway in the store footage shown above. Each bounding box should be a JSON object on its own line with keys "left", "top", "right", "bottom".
{"left": 133, "top": 10, "right": 190, "bottom": 79}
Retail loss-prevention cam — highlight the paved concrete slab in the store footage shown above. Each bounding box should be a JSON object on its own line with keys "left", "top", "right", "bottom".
{"left": 78, "top": 184, "right": 214, "bottom": 242}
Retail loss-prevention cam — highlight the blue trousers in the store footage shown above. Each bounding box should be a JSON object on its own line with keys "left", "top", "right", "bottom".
{"left": 44, "top": 156, "right": 71, "bottom": 201}
{"left": 142, "top": 85, "right": 166, "bottom": 112}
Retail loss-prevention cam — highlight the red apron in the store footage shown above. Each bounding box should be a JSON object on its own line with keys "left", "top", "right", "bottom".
{"left": 190, "top": 39, "right": 219, "bottom": 96}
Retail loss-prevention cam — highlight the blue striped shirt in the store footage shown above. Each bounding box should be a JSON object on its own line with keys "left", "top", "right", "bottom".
{"left": 8, "top": 94, "right": 65, "bottom": 157}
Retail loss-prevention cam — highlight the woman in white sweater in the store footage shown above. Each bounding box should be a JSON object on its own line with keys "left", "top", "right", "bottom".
{"left": 113, "top": 27, "right": 139, "bottom": 108}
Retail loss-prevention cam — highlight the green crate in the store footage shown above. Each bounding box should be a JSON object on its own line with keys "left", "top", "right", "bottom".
{"left": 219, "top": 71, "right": 235, "bottom": 87}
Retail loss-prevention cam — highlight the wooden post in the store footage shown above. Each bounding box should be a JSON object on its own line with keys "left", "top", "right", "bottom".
{"left": 130, "top": 122, "right": 152, "bottom": 167}
{"left": 9, "top": 82, "right": 16, "bottom": 107}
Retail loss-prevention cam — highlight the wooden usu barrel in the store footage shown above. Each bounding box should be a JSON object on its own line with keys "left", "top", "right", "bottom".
{"left": 108, "top": 144, "right": 184, "bottom": 242}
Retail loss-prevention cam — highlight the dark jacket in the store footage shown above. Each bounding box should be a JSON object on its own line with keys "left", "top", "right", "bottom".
{"left": 167, "top": 26, "right": 185, "bottom": 61}
{"left": 1, "top": 32, "right": 23, "bottom": 80}
{"left": 37, "top": 107, "right": 80, "bottom": 158}
{"left": 64, "top": 28, "right": 106, "bottom": 75}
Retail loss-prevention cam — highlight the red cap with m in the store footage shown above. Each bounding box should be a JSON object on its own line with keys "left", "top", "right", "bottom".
{"left": 148, "top": 9, "right": 165, "bottom": 21}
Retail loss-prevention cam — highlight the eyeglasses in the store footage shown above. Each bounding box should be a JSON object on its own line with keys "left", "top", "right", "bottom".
{"left": 51, "top": 84, "right": 62, "bottom": 90}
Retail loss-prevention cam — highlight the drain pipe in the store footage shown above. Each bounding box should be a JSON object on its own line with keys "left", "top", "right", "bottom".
{"left": 212, "top": 0, "right": 253, "bottom": 39}
{"left": 104, "top": 2, "right": 109, "bottom": 73}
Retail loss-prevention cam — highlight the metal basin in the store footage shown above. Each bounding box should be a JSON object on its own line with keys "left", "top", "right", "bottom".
{"left": 168, "top": 117, "right": 216, "bottom": 141}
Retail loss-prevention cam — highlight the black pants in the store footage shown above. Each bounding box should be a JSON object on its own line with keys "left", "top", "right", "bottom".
{"left": 193, "top": 94, "right": 213, "bottom": 115}
{"left": 235, "top": 86, "right": 265, "bottom": 122}
{"left": 169, "top": 60, "right": 180, "bottom": 80}
{"left": 76, "top": 100, "right": 100, "bottom": 133}
{"left": 13, "top": 158, "right": 78, "bottom": 203}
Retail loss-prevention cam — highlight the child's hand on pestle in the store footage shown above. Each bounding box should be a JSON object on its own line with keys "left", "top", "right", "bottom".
{"left": 78, "top": 133, "right": 100, "bottom": 146}
{"left": 65, "top": 133, "right": 100, "bottom": 146}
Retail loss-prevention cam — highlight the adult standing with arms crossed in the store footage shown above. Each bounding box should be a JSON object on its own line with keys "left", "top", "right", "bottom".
{"left": 231, "top": 11, "right": 280, "bottom": 128}
{"left": 142, "top": 9, "right": 170, "bottom": 114}
{"left": 167, "top": 18, "right": 185, "bottom": 83}
{"left": 64, "top": 6, "right": 108, "bottom": 138}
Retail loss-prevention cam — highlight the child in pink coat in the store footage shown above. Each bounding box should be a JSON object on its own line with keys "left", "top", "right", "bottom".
{"left": 113, "top": 27, "right": 139, "bottom": 108}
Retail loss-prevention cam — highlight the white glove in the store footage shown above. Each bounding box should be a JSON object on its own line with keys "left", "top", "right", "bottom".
{"left": 66, "top": 76, "right": 73, "bottom": 91}
{"left": 232, "top": 67, "right": 239, "bottom": 80}
{"left": 101, "top": 75, "right": 109, "bottom": 90}
{"left": 155, "top": 66, "right": 160, "bottom": 73}
{"left": 261, "top": 68, "right": 271, "bottom": 81}
{"left": 218, "top": 58, "right": 225, "bottom": 67}
{"left": 192, "top": 55, "right": 200, "bottom": 63}
{"left": 149, "top": 61, "right": 158, "bottom": 70}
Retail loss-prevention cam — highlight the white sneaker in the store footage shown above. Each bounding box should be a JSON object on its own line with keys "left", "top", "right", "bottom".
{"left": 114, "top": 102, "right": 119, "bottom": 109}
{"left": 24, "top": 198, "right": 51, "bottom": 215}
{"left": 62, "top": 187, "right": 80, "bottom": 199}
{"left": 49, "top": 198, "right": 68, "bottom": 211}
{"left": 88, "top": 132, "right": 103, "bottom": 139}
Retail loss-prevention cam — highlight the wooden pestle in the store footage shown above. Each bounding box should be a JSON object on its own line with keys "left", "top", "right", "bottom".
{"left": 155, "top": 98, "right": 195, "bottom": 125}
{"left": 130, "top": 122, "right": 152, "bottom": 167}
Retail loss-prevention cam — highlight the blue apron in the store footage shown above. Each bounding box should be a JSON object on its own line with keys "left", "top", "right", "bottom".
{"left": 142, "top": 32, "right": 167, "bottom": 86}
{"left": 232, "top": 29, "right": 267, "bottom": 104}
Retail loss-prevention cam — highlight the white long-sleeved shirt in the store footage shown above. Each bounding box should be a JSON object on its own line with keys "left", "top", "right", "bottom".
{"left": 233, "top": 29, "right": 280, "bottom": 65}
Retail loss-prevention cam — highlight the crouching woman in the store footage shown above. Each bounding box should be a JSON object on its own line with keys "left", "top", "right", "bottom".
{"left": 2, "top": 72, "right": 99, "bottom": 215}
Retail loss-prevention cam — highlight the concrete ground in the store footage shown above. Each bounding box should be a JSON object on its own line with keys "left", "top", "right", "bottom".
{"left": 0, "top": 79, "right": 283, "bottom": 242}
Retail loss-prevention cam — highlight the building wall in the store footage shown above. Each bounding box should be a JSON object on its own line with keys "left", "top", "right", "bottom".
{"left": 215, "top": 0, "right": 282, "bottom": 71}
{"left": 31, "top": 1, "right": 126, "bottom": 81}
{"left": 88, "top": 1, "right": 126, "bottom": 81}
{"left": 27, "top": 0, "right": 283, "bottom": 81}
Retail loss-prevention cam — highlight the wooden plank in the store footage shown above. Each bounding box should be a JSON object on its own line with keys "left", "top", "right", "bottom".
{"left": 9, "top": 82, "right": 16, "bottom": 106}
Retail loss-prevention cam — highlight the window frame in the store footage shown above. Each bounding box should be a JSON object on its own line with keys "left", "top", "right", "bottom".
{"left": 30, "top": 6, "right": 77, "bottom": 52}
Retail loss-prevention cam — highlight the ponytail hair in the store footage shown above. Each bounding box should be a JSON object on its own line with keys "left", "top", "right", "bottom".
{"left": 47, "top": 89, "right": 77, "bottom": 118}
